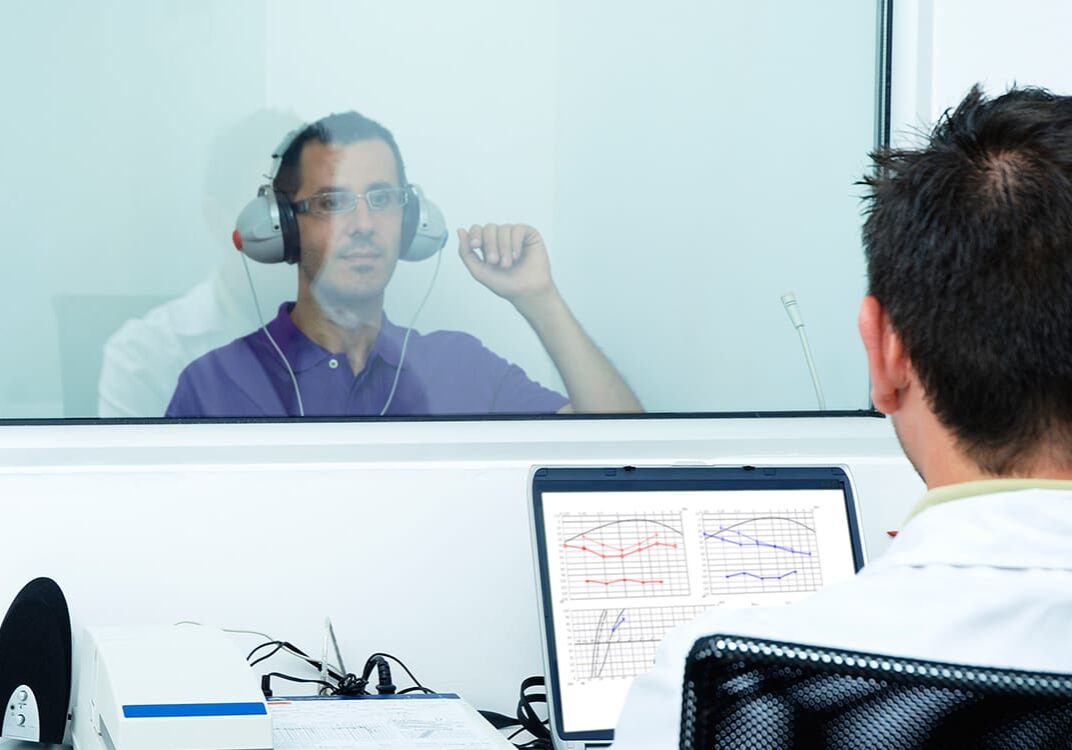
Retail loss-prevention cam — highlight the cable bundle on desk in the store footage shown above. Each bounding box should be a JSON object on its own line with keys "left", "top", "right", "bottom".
{"left": 480, "top": 676, "right": 552, "bottom": 749}
{"left": 221, "top": 623, "right": 548, "bottom": 749}
{"left": 247, "top": 640, "right": 432, "bottom": 698}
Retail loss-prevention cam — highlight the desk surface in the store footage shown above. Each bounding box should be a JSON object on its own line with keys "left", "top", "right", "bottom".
{"left": 270, "top": 694, "right": 514, "bottom": 749}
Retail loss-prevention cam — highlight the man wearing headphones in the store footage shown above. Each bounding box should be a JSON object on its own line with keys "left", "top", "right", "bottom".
{"left": 165, "top": 111, "right": 642, "bottom": 417}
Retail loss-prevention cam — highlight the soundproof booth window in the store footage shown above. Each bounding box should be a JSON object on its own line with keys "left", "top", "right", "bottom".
{"left": 0, "top": 1, "right": 885, "bottom": 420}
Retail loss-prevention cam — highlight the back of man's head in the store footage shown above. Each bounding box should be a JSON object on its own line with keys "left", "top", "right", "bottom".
{"left": 273, "top": 110, "right": 407, "bottom": 197}
{"left": 862, "top": 84, "right": 1072, "bottom": 475}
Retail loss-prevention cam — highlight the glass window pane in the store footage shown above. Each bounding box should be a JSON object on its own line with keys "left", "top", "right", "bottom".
{"left": 0, "top": 0, "right": 882, "bottom": 419}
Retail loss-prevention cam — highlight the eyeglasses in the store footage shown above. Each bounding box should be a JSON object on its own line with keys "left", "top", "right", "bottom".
{"left": 293, "top": 187, "right": 410, "bottom": 216}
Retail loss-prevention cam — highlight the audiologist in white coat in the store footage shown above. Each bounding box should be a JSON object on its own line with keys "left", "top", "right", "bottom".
{"left": 611, "top": 84, "right": 1072, "bottom": 748}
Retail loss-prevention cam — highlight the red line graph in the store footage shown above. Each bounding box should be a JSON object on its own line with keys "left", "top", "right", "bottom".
{"left": 584, "top": 578, "right": 664, "bottom": 586}
{"left": 563, "top": 533, "right": 679, "bottom": 559}
{"left": 560, "top": 514, "right": 691, "bottom": 600}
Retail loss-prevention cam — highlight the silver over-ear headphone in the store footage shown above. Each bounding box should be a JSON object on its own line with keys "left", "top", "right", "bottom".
{"left": 232, "top": 129, "right": 448, "bottom": 264}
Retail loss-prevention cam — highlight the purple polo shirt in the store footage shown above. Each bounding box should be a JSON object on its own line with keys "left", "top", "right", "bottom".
{"left": 165, "top": 303, "right": 567, "bottom": 417}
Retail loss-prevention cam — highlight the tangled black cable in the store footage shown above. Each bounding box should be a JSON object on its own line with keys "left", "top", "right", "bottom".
{"left": 480, "top": 676, "right": 551, "bottom": 749}
{"left": 248, "top": 639, "right": 432, "bottom": 699}
{"left": 246, "top": 636, "right": 548, "bottom": 747}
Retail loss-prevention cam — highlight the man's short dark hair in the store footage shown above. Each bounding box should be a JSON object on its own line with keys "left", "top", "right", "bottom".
{"left": 861, "top": 84, "right": 1072, "bottom": 474}
{"left": 273, "top": 111, "right": 408, "bottom": 196}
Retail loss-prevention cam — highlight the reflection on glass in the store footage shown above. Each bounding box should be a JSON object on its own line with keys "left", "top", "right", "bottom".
{"left": 165, "top": 112, "right": 643, "bottom": 417}
{"left": 0, "top": 1, "right": 881, "bottom": 420}
{"left": 97, "top": 110, "right": 301, "bottom": 418}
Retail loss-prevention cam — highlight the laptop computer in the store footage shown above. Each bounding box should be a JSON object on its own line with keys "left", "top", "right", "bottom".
{"left": 529, "top": 465, "right": 866, "bottom": 749}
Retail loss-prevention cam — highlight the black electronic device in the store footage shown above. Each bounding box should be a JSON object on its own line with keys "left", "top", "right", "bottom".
{"left": 0, "top": 577, "right": 73, "bottom": 743}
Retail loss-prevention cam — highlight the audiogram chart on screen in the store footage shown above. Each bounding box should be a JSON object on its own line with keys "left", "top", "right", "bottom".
{"left": 566, "top": 605, "right": 711, "bottom": 681}
{"left": 559, "top": 512, "right": 690, "bottom": 600}
{"left": 700, "top": 510, "right": 823, "bottom": 595}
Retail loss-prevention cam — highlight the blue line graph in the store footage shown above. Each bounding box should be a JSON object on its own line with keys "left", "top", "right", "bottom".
{"left": 704, "top": 527, "right": 812, "bottom": 556}
{"left": 725, "top": 570, "right": 798, "bottom": 581}
{"left": 568, "top": 605, "right": 712, "bottom": 681}
{"left": 701, "top": 511, "right": 823, "bottom": 595}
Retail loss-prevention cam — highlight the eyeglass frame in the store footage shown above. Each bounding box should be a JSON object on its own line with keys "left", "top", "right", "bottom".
{"left": 291, "top": 186, "right": 411, "bottom": 216}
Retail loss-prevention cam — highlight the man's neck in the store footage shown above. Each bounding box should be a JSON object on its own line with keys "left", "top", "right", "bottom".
{"left": 905, "top": 412, "right": 1072, "bottom": 489}
{"left": 290, "top": 294, "right": 383, "bottom": 374}
{"left": 921, "top": 451, "right": 1072, "bottom": 490}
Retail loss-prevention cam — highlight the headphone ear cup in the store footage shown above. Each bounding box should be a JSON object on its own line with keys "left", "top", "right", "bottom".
{"left": 398, "top": 187, "right": 420, "bottom": 261}
{"left": 399, "top": 185, "right": 449, "bottom": 263}
{"left": 233, "top": 188, "right": 301, "bottom": 264}
{"left": 277, "top": 195, "right": 301, "bottom": 264}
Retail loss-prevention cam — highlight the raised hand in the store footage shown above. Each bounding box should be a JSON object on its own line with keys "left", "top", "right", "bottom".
{"left": 457, "top": 223, "right": 556, "bottom": 305}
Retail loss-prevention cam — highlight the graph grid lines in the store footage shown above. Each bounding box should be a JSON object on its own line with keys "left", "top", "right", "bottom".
{"left": 559, "top": 512, "right": 690, "bottom": 600}
{"left": 567, "top": 605, "right": 711, "bottom": 681}
{"left": 701, "top": 509, "right": 823, "bottom": 595}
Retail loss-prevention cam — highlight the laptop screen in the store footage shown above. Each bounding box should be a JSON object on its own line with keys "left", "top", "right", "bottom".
{"left": 530, "top": 466, "right": 865, "bottom": 745}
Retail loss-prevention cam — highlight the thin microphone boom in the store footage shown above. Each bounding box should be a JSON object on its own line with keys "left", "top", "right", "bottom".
{"left": 780, "top": 292, "right": 826, "bottom": 411}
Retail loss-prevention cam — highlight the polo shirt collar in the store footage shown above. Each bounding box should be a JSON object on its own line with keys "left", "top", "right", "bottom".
{"left": 368, "top": 315, "right": 407, "bottom": 369}
{"left": 265, "top": 302, "right": 407, "bottom": 373}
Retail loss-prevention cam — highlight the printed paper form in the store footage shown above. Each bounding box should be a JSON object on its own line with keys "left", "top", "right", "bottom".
{"left": 270, "top": 695, "right": 514, "bottom": 750}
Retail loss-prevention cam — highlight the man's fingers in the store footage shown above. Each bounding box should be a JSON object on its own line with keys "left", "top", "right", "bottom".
{"left": 459, "top": 223, "right": 540, "bottom": 272}
{"left": 509, "top": 224, "right": 526, "bottom": 262}
{"left": 481, "top": 223, "right": 501, "bottom": 265}
{"left": 457, "top": 227, "right": 479, "bottom": 266}
{"left": 497, "top": 223, "right": 514, "bottom": 269}
{"left": 466, "top": 224, "right": 482, "bottom": 245}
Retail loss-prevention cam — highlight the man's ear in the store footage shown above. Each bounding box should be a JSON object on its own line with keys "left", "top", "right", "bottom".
{"left": 858, "top": 295, "right": 911, "bottom": 414}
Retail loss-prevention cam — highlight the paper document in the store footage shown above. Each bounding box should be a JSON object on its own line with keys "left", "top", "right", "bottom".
{"left": 269, "top": 694, "right": 514, "bottom": 750}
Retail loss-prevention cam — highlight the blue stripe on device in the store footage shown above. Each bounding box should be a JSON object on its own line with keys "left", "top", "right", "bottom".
{"left": 122, "top": 702, "right": 267, "bottom": 718}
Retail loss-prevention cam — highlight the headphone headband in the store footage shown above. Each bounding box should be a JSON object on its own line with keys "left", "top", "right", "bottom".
{"left": 267, "top": 128, "right": 303, "bottom": 183}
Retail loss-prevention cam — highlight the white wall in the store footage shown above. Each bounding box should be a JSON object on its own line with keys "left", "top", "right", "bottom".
{"left": 0, "top": 2, "right": 271, "bottom": 417}
{"left": 891, "top": 0, "right": 1072, "bottom": 144}
{"left": 0, "top": 416, "right": 918, "bottom": 714}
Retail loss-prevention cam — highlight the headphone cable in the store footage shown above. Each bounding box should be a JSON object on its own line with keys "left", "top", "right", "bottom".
{"left": 379, "top": 242, "right": 444, "bottom": 416}
{"left": 241, "top": 240, "right": 443, "bottom": 418}
{"left": 241, "top": 254, "right": 306, "bottom": 417}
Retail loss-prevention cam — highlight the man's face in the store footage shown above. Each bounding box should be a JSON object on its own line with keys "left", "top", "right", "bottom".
{"left": 293, "top": 138, "right": 404, "bottom": 308}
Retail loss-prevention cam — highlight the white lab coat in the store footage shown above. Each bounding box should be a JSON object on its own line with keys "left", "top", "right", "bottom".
{"left": 98, "top": 258, "right": 292, "bottom": 418}
{"left": 609, "top": 488, "right": 1072, "bottom": 749}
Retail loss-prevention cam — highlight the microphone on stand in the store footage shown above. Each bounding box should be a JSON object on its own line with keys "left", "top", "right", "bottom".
{"left": 781, "top": 292, "right": 826, "bottom": 411}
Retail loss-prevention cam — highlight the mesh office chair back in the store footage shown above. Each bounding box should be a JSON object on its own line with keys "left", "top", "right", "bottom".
{"left": 680, "top": 635, "right": 1072, "bottom": 750}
